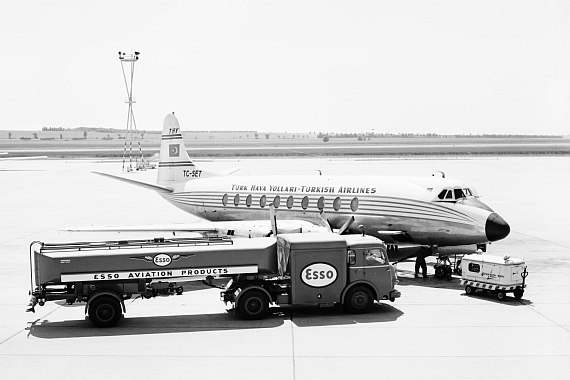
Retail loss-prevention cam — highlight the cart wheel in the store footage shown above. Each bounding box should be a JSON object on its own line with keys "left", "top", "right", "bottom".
{"left": 465, "top": 285, "right": 473, "bottom": 295}
{"left": 513, "top": 288, "right": 524, "bottom": 300}
{"left": 237, "top": 289, "right": 269, "bottom": 320}
{"left": 435, "top": 267, "right": 444, "bottom": 279}
{"left": 496, "top": 291, "right": 507, "bottom": 301}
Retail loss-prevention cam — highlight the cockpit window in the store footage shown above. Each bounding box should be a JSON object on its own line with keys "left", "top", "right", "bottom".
{"left": 438, "top": 190, "right": 447, "bottom": 200}
{"left": 454, "top": 189, "right": 465, "bottom": 199}
{"left": 445, "top": 190, "right": 453, "bottom": 199}
{"left": 463, "top": 188, "right": 473, "bottom": 196}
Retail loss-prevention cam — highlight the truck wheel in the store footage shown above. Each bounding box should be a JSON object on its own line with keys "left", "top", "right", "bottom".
{"left": 344, "top": 285, "right": 373, "bottom": 314}
{"left": 237, "top": 289, "right": 269, "bottom": 320}
{"left": 88, "top": 296, "right": 122, "bottom": 327}
{"left": 465, "top": 285, "right": 473, "bottom": 295}
{"left": 496, "top": 291, "right": 507, "bottom": 302}
{"left": 513, "top": 288, "right": 524, "bottom": 300}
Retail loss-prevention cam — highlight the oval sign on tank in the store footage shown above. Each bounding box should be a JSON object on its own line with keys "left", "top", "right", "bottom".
{"left": 301, "top": 263, "right": 338, "bottom": 288}
{"left": 153, "top": 254, "right": 172, "bottom": 267}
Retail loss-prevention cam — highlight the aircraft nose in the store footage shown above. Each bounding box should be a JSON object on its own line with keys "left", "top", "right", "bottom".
{"left": 485, "top": 213, "right": 510, "bottom": 241}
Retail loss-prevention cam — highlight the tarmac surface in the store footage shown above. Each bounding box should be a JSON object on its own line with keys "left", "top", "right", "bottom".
{"left": 0, "top": 156, "right": 569, "bottom": 379}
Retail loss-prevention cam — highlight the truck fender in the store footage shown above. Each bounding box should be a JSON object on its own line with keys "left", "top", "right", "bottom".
{"left": 85, "top": 291, "right": 126, "bottom": 315}
{"left": 341, "top": 281, "right": 378, "bottom": 303}
{"left": 234, "top": 286, "right": 272, "bottom": 306}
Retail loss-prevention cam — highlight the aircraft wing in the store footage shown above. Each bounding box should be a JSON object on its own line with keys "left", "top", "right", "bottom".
{"left": 65, "top": 220, "right": 329, "bottom": 238}
{"left": 375, "top": 230, "right": 415, "bottom": 244}
{"left": 93, "top": 171, "right": 173, "bottom": 193}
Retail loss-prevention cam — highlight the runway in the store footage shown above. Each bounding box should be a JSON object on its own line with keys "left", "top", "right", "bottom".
{"left": 0, "top": 156, "right": 569, "bottom": 379}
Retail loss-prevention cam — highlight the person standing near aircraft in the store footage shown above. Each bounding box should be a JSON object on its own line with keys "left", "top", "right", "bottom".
{"left": 415, "top": 247, "right": 429, "bottom": 278}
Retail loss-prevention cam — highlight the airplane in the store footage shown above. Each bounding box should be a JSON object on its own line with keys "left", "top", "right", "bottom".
{"left": 93, "top": 112, "right": 510, "bottom": 261}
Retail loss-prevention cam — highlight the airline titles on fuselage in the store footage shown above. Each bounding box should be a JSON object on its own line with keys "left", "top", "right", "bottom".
{"left": 231, "top": 184, "right": 377, "bottom": 194}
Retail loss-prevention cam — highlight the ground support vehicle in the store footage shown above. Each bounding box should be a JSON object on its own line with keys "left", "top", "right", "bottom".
{"left": 433, "top": 255, "right": 453, "bottom": 279}
{"left": 222, "top": 233, "right": 400, "bottom": 319}
{"left": 28, "top": 233, "right": 400, "bottom": 327}
{"left": 460, "top": 254, "right": 528, "bottom": 301}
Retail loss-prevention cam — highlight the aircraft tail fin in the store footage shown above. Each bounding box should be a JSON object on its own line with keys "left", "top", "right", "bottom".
{"left": 157, "top": 113, "right": 204, "bottom": 188}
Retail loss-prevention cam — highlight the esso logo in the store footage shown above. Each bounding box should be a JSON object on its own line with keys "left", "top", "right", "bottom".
{"left": 153, "top": 254, "right": 172, "bottom": 267}
{"left": 301, "top": 263, "right": 337, "bottom": 288}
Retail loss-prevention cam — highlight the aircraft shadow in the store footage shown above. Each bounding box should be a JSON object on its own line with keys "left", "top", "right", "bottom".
{"left": 26, "top": 303, "right": 403, "bottom": 339}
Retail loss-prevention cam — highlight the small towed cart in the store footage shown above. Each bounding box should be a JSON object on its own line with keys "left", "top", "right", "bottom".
{"left": 460, "top": 254, "right": 528, "bottom": 301}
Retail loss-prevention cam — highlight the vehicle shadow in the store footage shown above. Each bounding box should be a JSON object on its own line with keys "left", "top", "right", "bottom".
{"left": 26, "top": 303, "right": 404, "bottom": 339}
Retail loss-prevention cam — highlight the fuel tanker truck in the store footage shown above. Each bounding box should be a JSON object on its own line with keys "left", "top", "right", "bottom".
{"left": 27, "top": 233, "right": 400, "bottom": 327}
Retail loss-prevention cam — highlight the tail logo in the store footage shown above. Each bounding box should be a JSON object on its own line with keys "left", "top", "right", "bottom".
{"left": 169, "top": 144, "right": 180, "bottom": 157}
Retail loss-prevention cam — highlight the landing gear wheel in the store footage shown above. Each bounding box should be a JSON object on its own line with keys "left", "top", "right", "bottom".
{"left": 237, "top": 289, "right": 269, "bottom": 320}
{"left": 176, "top": 286, "right": 184, "bottom": 295}
{"left": 88, "top": 296, "right": 122, "bottom": 327}
{"left": 344, "top": 285, "right": 373, "bottom": 314}
{"left": 496, "top": 291, "right": 507, "bottom": 302}
{"left": 513, "top": 288, "right": 524, "bottom": 300}
{"left": 465, "top": 285, "right": 473, "bottom": 295}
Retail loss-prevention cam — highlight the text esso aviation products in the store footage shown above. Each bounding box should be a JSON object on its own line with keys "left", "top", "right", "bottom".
{"left": 301, "top": 263, "right": 338, "bottom": 287}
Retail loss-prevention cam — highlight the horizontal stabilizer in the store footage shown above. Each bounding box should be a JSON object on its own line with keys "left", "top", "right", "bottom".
{"left": 93, "top": 171, "right": 173, "bottom": 193}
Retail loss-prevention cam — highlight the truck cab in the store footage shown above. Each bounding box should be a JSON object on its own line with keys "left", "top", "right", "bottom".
{"left": 225, "top": 233, "right": 400, "bottom": 319}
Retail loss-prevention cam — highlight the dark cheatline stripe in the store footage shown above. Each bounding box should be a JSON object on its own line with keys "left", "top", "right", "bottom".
{"left": 158, "top": 161, "right": 194, "bottom": 167}
{"left": 161, "top": 134, "right": 183, "bottom": 140}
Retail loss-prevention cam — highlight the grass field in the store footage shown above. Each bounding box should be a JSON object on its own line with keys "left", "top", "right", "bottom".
{"left": 1, "top": 132, "right": 568, "bottom": 158}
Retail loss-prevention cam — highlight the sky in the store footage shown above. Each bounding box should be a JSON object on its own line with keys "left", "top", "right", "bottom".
{"left": 0, "top": 0, "right": 569, "bottom": 135}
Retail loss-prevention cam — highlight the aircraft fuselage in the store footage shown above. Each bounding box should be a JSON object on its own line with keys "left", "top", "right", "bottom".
{"left": 159, "top": 174, "right": 509, "bottom": 247}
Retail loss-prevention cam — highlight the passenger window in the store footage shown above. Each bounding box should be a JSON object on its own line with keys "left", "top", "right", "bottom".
{"left": 260, "top": 195, "right": 267, "bottom": 208}
{"left": 222, "top": 194, "right": 228, "bottom": 206}
{"left": 246, "top": 194, "right": 252, "bottom": 207}
{"left": 233, "top": 194, "right": 240, "bottom": 206}
{"left": 287, "top": 195, "right": 294, "bottom": 209}
{"left": 317, "top": 196, "right": 325, "bottom": 211}
{"left": 273, "top": 195, "right": 281, "bottom": 208}
{"left": 350, "top": 197, "right": 359, "bottom": 212}
{"left": 333, "top": 197, "right": 341, "bottom": 211}
{"left": 301, "top": 196, "right": 309, "bottom": 210}
{"left": 468, "top": 263, "right": 480, "bottom": 273}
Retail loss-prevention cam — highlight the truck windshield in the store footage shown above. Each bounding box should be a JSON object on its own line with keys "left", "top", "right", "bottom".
{"left": 365, "top": 249, "right": 387, "bottom": 265}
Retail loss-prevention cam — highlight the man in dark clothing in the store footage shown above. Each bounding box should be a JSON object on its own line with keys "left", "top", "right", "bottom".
{"left": 415, "top": 247, "right": 430, "bottom": 278}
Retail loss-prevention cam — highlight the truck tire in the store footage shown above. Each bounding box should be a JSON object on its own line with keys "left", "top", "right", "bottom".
{"left": 344, "top": 285, "right": 373, "bottom": 314}
{"left": 465, "top": 285, "right": 473, "bottom": 295}
{"left": 88, "top": 295, "right": 122, "bottom": 327}
{"left": 513, "top": 288, "right": 524, "bottom": 300}
{"left": 496, "top": 290, "right": 507, "bottom": 302}
{"left": 237, "top": 289, "right": 269, "bottom": 320}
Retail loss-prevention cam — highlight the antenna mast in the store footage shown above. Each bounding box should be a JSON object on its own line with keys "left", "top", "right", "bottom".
{"left": 118, "top": 51, "right": 145, "bottom": 172}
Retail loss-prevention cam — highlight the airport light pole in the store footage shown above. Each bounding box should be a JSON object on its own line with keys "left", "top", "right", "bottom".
{"left": 118, "top": 51, "right": 144, "bottom": 171}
